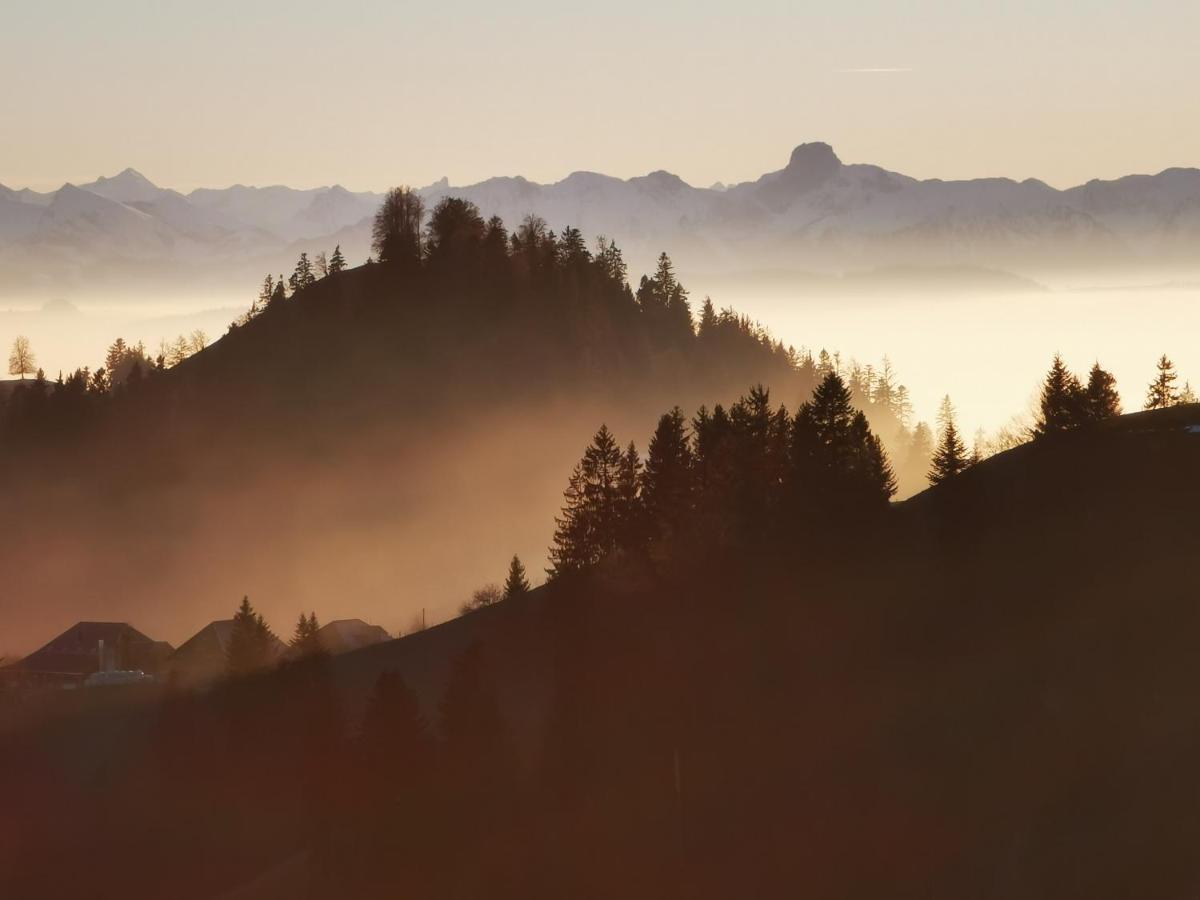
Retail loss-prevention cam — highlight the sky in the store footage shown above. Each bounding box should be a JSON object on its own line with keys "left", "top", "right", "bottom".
{"left": 3, "top": 0, "right": 1199, "bottom": 193}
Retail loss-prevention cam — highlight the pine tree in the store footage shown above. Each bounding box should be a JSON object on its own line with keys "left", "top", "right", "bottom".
{"left": 328, "top": 244, "right": 346, "bottom": 274}
{"left": 697, "top": 297, "right": 717, "bottom": 338}
{"left": 617, "top": 441, "right": 644, "bottom": 549}
{"left": 636, "top": 252, "right": 692, "bottom": 345}
{"left": 642, "top": 407, "right": 695, "bottom": 544}
{"left": 1179, "top": 381, "right": 1198, "bottom": 405}
{"left": 289, "top": 252, "right": 316, "bottom": 292}
{"left": 929, "top": 416, "right": 969, "bottom": 485}
{"left": 271, "top": 275, "right": 287, "bottom": 304}
{"left": 1083, "top": 362, "right": 1121, "bottom": 421}
{"left": 227, "top": 596, "right": 276, "bottom": 677}
{"left": 256, "top": 274, "right": 274, "bottom": 314}
{"left": 1035, "top": 354, "right": 1084, "bottom": 435}
{"left": 502, "top": 555, "right": 531, "bottom": 601}
{"left": 1145, "top": 354, "right": 1180, "bottom": 409}
{"left": 792, "top": 372, "right": 895, "bottom": 508}
{"left": 290, "top": 611, "right": 323, "bottom": 658}
{"left": 548, "top": 425, "right": 624, "bottom": 578}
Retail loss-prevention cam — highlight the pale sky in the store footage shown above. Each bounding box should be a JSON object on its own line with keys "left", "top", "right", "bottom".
{"left": 3, "top": 0, "right": 1198, "bottom": 192}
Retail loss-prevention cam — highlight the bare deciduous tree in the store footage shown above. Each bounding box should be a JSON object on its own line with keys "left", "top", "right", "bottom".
{"left": 8, "top": 335, "right": 35, "bottom": 379}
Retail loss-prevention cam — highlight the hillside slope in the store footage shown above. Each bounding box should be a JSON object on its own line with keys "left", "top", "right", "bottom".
{"left": 0, "top": 258, "right": 815, "bottom": 654}
{"left": 5, "top": 410, "right": 1200, "bottom": 899}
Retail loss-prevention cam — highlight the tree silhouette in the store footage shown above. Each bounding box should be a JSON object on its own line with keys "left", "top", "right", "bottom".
{"left": 636, "top": 252, "right": 693, "bottom": 346}
{"left": 642, "top": 407, "right": 695, "bottom": 546}
{"left": 226, "top": 596, "right": 276, "bottom": 677}
{"left": 929, "top": 397, "right": 969, "bottom": 485}
{"left": 289, "top": 612, "right": 323, "bottom": 658}
{"left": 8, "top": 336, "right": 35, "bottom": 380}
{"left": 502, "top": 555, "right": 531, "bottom": 601}
{"left": 424, "top": 197, "right": 486, "bottom": 268}
{"left": 792, "top": 372, "right": 896, "bottom": 509}
{"left": 289, "top": 252, "right": 316, "bottom": 293}
{"left": 1083, "top": 363, "right": 1121, "bottom": 421}
{"left": 1035, "top": 354, "right": 1084, "bottom": 435}
{"left": 372, "top": 186, "right": 425, "bottom": 265}
{"left": 549, "top": 425, "right": 624, "bottom": 578}
{"left": 1145, "top": 354, "right": 1180, "bottom": 410}
{"left": 328, "top": 244, "right": 346, "bottom": 275}
{"left": 460, "top": 583, "right": 503, "bottom": 615}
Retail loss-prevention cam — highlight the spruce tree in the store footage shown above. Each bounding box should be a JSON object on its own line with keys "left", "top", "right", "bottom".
{"left": 328, "top": 244, "right": 346, "bottom": 274}
{"left": 642, "top": 407, "right": 695, "bottom": 544}
{"left": 1145, "top": 354, "right": 1180, "bottom": 409}
{"left": 1083, "top": 362, "right": 1121, "bottom": 421}
{"left": 548, "top": 425, "right": 624, "bottom": 578}
{"left": 227, "top": 596, "right": 276, "bottom": 677}
{"left": 502, "top": 555, "right": 531, "bottom": 601}
{"left": 929, "top": 417, "right": 969, "bottom": 485}
{"left": 1035, "top": 354, "right": 1084, "bottom": 435}
{"left": 290, "top": 611, "right": 323, "bottom": 658}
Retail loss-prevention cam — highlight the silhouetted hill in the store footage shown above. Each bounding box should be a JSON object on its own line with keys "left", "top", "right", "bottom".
{"left": 0, "top": 254, "right": 815, "bottom": 653}
{"left": 6, "top": 410, "right": 1200, "bottom": 898}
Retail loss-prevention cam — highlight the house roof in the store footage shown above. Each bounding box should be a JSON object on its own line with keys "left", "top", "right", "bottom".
{"left": 169, "top": 619, "right": 287, "bottom": 683}
{"left": 316, "top": 619, "right": 392, "bottom": 655}
{"left": 17, "top": 622, "right": 172, "bottom": 676}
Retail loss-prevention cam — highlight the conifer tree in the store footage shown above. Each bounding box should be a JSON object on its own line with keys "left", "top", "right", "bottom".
{"left": 227, "top": 596, "right": 276, "bottom": 677}
{"left": 594, "top": 236, "right": 628, "bottom": 286}
{"left": 929, "top": 412, "right": 969, "bottom": 485}
{"left": 328, "top": 244, "right": 346, "bottom": 274}
{"left": 1035, "top": 354, "right": 1084, "bottom": 435}
{"left": 548, "top": 425, "right": 624, "bottom": 577}
{"left": 271, "top": 275, "right": 287, "bottom": 304}
{"left": 642, "top": 407, "right": 695, "bottom": 544}
{"left": 1145, "top": 354, "right": 1180, "bottom": 409}
{"left": 289, "top": 252, "right": 315, "bottom": 292}
{"left": 256, "top": 274, "right": 274, "bottom": 314}
{"left": 617, "top": 441, "right": 644, "bottom": 548}
{"left": 502, "top": 555, "right": 531, "bottom": 601}
{"left": 1083, "top": 362, "right": 1121, "bottom": 421}
{"left": 792, "top": 372, "right": 895, "bottom": 508}
{"left": 290, "top": 611, "right": 323, "bottom": 658}
{"left": 697, "top": 297, "right": 717, "bottom": 338}
{"left": 1179, "top": 381, "right": 1198, "bottom": 405}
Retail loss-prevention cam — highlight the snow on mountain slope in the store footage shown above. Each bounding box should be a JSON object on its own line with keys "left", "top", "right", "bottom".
{"left": 3, "top": 145, "right": 1200, "bottom": 297}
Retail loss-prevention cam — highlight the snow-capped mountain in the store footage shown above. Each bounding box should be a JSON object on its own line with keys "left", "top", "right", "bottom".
{"left": 2, "top": 143, "right": 1199, "bottom": 299}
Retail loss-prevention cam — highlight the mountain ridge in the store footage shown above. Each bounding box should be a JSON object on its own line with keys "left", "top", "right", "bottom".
{"left": 4, "top": 142, "right": 1200, "bottom": 296}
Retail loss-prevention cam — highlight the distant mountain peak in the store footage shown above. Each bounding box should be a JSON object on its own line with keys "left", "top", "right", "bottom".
{"left": 97, "top": 167, "right": 154, "bottom": 185}
{"left": 787, "top": 141, "right": 841, "bottom": 172}
{"left": 745, "top": 141, "right": 843, "bottom": 210}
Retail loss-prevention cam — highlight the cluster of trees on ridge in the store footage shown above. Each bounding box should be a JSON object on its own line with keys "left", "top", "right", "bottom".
{"left": 1, "top": 185, "right": 1195, "bottom": 490}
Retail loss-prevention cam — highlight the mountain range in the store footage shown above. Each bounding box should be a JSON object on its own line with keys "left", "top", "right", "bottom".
{"left": 3, "top": 142, "right": 1200, "bottom": 298}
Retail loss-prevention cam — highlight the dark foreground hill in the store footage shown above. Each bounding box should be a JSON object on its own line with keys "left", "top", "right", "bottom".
{"left": 4, "top": 407, "right": 1200, "bottom": 899}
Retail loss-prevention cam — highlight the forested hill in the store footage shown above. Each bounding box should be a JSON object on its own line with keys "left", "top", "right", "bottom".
{"left": 2, "top": 201, "right": 907, "bottom": 654}
{"left": 6, "top": 406, "right": 1200, "bottom": 900}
